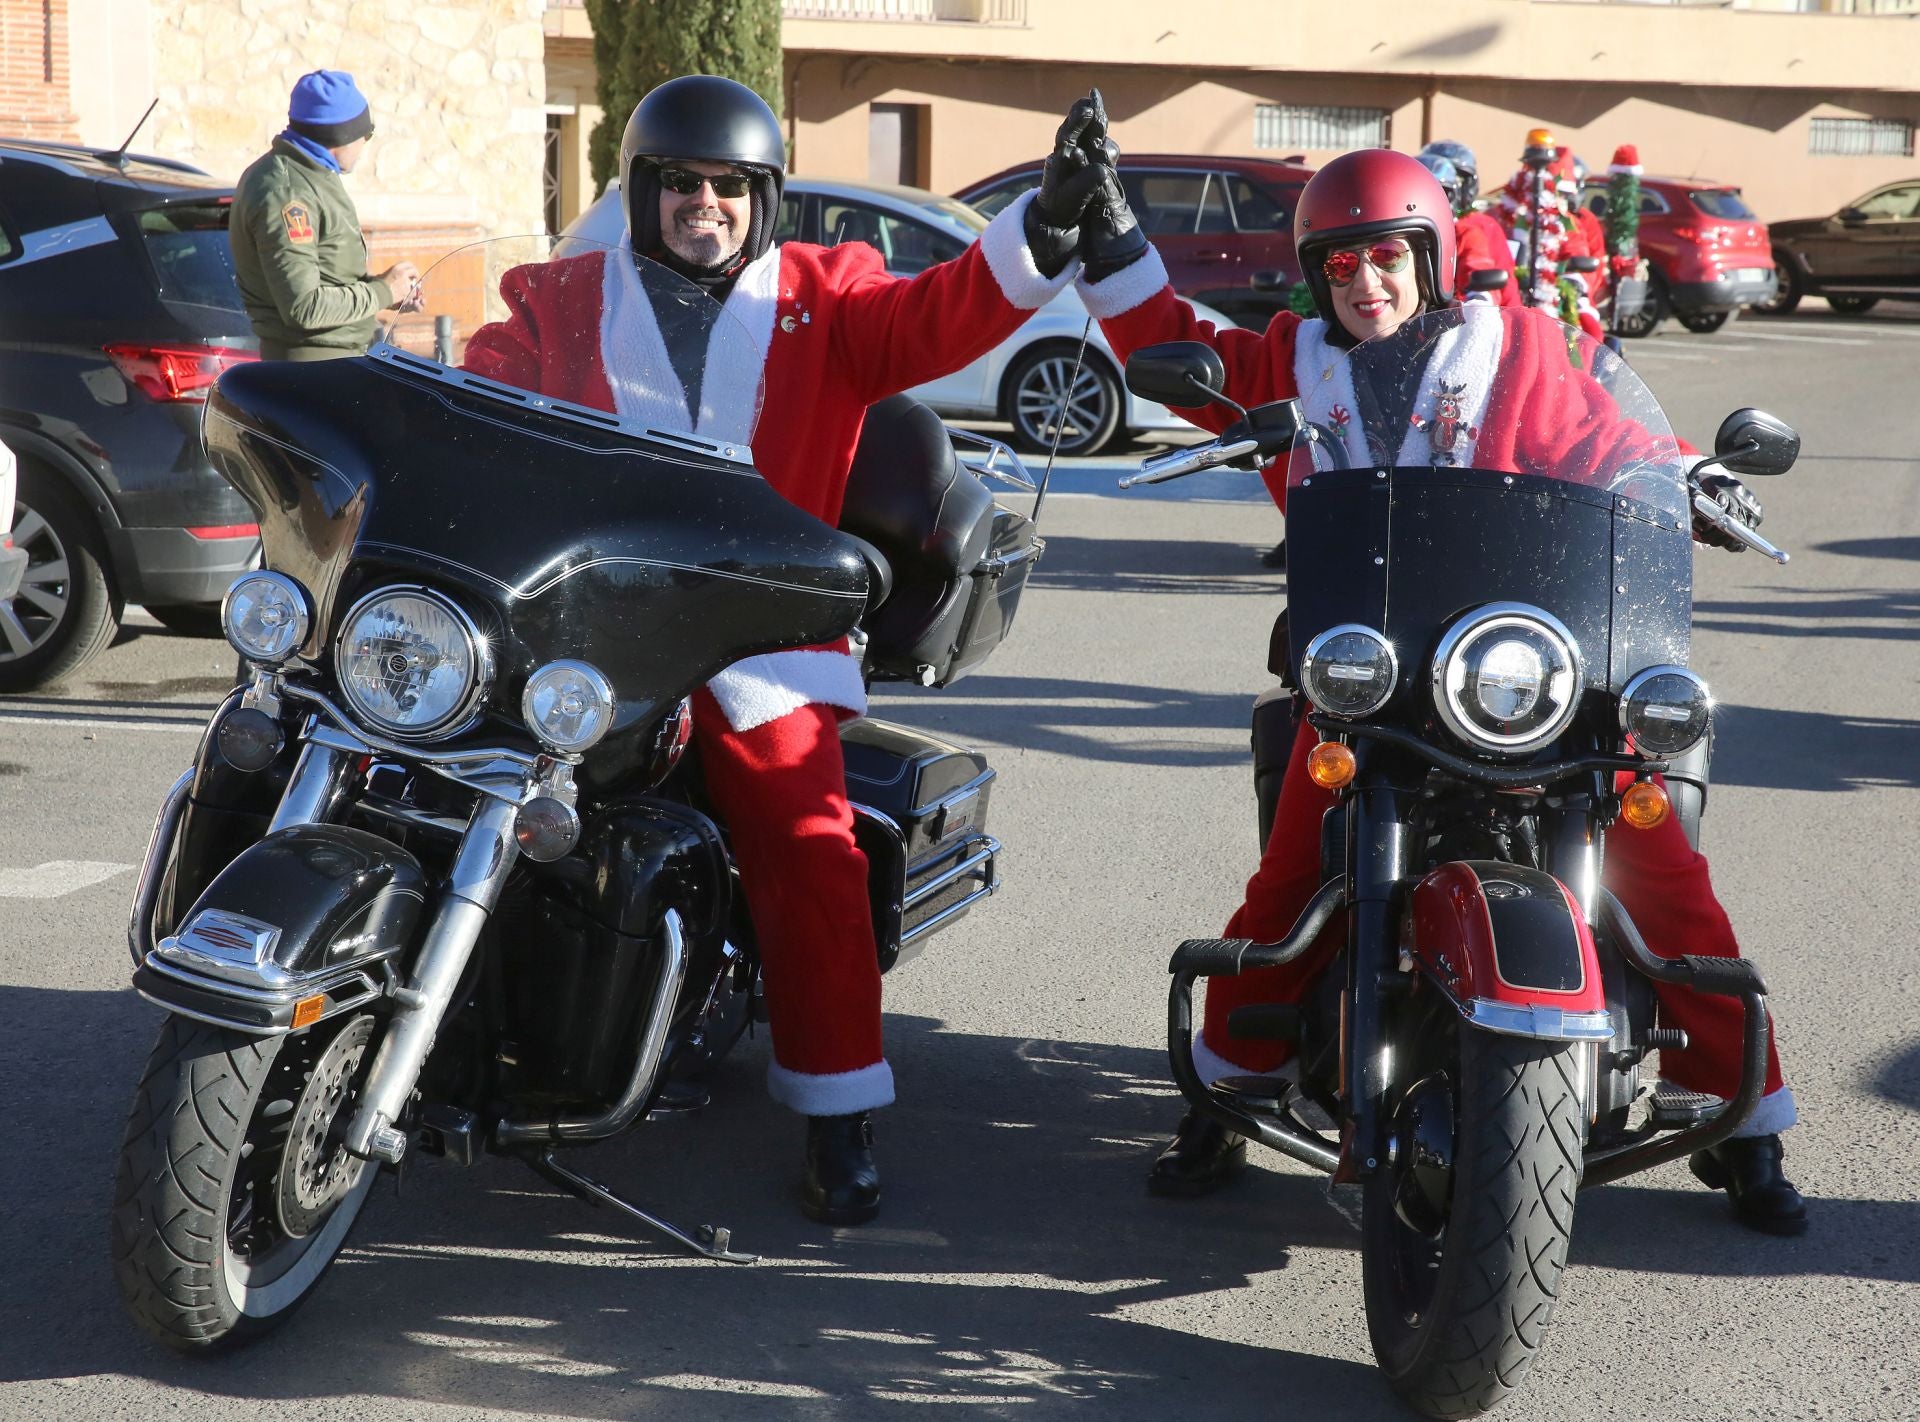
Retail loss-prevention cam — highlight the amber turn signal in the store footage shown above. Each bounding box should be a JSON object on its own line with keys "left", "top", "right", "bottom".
{"left": 1307, "top": 740, "right": 1357, "bottom": 790}
{"left": 291, "top": 994, "right": 326, "bottom": 1030}
{"left": 1620, "top": 781, "right": 1671, "bottom": 830}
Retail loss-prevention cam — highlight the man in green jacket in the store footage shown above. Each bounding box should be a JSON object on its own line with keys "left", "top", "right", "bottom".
{"left": 230, "top": 71, "right": 420, "bottom": 361}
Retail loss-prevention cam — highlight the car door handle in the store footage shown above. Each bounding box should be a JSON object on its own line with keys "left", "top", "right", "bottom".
{"left": 1193, "top": 250, "right": 1233, "bottom": 262}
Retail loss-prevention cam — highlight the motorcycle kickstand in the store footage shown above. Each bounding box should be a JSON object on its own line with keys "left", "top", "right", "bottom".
{"left": 531, "top": 1147, "right": 758, "bottom": 1264}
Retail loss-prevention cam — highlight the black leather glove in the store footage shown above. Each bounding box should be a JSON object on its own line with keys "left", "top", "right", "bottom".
{"left": 1692, "top": 472, "right": 1763, "bottom": 552}
{"left": 1024, "top": 90, "right": 1112, "bottom": 278}
{"left": 1080, "top": 165, "right": 1149, "bottom": 282}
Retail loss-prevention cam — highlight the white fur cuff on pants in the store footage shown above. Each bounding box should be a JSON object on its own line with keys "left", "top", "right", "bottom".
{"left": 1192, "top": 1030, "right": 1292, "bottom": 1087}
{"left": 978, "top": 191, "right": 1081, "bottom": 310}
{"left": 767, "top": 1058, "right": 896, "bottom": 1116}
{"left": 1726, "top": 1085, "right": 1798, "bottom": 1138}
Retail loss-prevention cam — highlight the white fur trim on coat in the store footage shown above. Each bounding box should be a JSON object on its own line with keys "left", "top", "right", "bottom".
{"left": 977, "top": 190, "right": 1081, "bottom": 310}
{"left": 705, "top": 647, "right": 868, "bottom": 734}
{"left": 1193, "top": 1030, "right": 1291, "bottom": 1086}
{"left": 1074, "top": 241, "right": 1170, "bottom": 320}
{"left": 599, "top": 236, "right": 780, "bottom": 445}
{"left": 1292, "top": 304, "right": 1502, "bottom": 469}
{"left": 767, "top": 1057, "right": 896, "bottom": 1115}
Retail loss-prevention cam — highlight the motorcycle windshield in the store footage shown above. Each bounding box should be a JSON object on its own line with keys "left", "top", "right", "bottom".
{"left": 1282, "top": 306, "right": 1695, "bottom": 706}
{"left": 203, "top": 237, "right": 866, "bottom": 737}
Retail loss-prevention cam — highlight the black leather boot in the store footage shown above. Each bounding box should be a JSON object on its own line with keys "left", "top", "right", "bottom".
{"left": 1260, "top": 538, "right": 1288, "bottom": 570}
{"left": 1689, "top": 1135, "right": 1808, "bottom": 1236}
{"left": 1148, "top": 1110, "right": 1247, "bottom": 1197}
{"left": 803, "top": 1112, "right": 880, "bottom": 1225}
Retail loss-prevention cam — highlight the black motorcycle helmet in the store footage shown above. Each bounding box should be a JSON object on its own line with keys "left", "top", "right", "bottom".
{"left": 620, "top": 75, "right": 786, "bottom": 270}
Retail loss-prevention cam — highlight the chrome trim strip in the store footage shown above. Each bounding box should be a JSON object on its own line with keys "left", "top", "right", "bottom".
{"left": 283, "top": 685, "right": 540, "bottom": 802}
{"left": 948, "top": 428, "right": 1038, "bottom": 492}
{"left": 495, "top": 909, "right": 690, "bottom": 1146}
{"left": 904, "top": 836, "right": 999, "bottom": 910}
{"left": 1463, "top": 998, "right": 1615, "bottom": 1042}
{"left": 901, "top": 836, "right": 1001, "bottom": 944}
{"left": 141, "top": 953, "right": 380, "bottom": 1009}
{"left": 133, "top": 989, "right": 291, "bottom": 1038}
{"left": 127, "top": 768, "right": 194, "bottom": 966}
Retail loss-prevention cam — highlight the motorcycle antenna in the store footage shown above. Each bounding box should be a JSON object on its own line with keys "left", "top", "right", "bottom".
{"left": 1029, "top": 313, "right": 1093, "bottom": 527}
{"left": 105, "top": 98, "right": 160, "bottom": 170}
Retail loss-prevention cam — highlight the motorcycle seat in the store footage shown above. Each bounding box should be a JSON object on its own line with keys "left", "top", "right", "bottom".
{"left": 839, "top": 393, "right": 996, "bottom": 678}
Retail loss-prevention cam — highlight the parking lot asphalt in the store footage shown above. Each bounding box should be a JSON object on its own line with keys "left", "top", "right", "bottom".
{"left": 0, "top": 304, "right": 1917, "bottom": 1421}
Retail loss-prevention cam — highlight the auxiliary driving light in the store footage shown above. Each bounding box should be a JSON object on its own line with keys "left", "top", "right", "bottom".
{"left": 1300, "top": 624, "right": 1398, "bottom": 719}
{"left": 221, "top": 571, "right": 310, "bottom": 664}
{"left": 1620, "top": 665, "right": 1712, "bottom": 758}
{"left": 522, "top": 660, "right": 616, "bottom": 754}
{"left": 1620, "top": 781, "right": 1671, "bottom": 831}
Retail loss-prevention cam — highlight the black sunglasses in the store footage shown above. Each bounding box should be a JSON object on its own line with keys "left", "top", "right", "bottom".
{"left": 656, "top": 165, "right": 753, "bottom": 199}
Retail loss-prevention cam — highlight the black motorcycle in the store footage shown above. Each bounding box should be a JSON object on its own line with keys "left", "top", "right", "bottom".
{"left": 1119, "top": 306, "right": 1795, "bottom": 1417}
{"left": 111, "top": 240, "right": 1045, "bottom": 1349}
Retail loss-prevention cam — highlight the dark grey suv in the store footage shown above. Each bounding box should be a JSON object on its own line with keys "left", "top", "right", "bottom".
{"left": 0, "top": 139, "right": 261, "bottom": 689}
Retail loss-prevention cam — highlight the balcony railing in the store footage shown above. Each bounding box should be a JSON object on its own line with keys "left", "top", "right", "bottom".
{"left": 781, "top": 0, "right": 1028, "bottom": 22}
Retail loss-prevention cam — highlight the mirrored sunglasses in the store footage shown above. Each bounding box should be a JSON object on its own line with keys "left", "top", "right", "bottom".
{"left": 1323, "top": 241, "right": 1414, "bottom": 288}
{"left": 657, "top": 165, "right": 753, "bottom": 198}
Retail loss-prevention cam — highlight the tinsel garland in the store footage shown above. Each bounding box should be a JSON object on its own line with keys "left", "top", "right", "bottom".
{"left": 1606, "top": 170, "right": 1640, "bottom": 259}
{"left": 1289, "top": 280, "right": 1319, "bottom": 318}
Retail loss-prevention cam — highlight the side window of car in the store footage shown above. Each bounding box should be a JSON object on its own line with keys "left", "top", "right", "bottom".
{"left": 1125, "top": 172, "right": 1221, "bottom": 236}
{"left": 1580, "top": 186, "right": 1611, "bottom": 219}
{"left": 967, "top": 177, "right": 1037, "bottom": 221}
{"left": 823, "top": 200, "right": 888, "bottom": 255}
{"left": 875, "top": 214, "right": 965, "bottom": 276}
{"left": 774, "top": 194, "right": 803, "bottom": 243}
{"left": 1638, "top": 190, "right": 1669, "bottom": 216}
{"left": 1856, "top": 184, "right": 1920, "bottom": 220}
{"left": 1228, "top": 177, "right": 1292, "bottom": 232}
{"left": 0, "top": 193, "right": 18, "bottom": 263}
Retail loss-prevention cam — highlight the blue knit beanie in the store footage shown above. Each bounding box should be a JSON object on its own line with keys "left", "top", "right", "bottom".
{"left": 288, "top": 70, "right": 374, "bottom": 147}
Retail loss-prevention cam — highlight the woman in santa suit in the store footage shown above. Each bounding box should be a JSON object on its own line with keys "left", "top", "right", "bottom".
{"left": 462, "top": 76, "right": 1110, "bottom": 1226}
{"left": 1065, "top": 141, "right": 1807, "bottom": 1234}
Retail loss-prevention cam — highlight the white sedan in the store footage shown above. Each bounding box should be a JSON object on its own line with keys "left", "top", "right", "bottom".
{"left": 559, "top": 178, "right": 1231, "bottom": 457}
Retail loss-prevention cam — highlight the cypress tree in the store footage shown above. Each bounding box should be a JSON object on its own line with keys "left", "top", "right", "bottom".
{"left": 586, "top": 0, "right": 785, "bottom": 196}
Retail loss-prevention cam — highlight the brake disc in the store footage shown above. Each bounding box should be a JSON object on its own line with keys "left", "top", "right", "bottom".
{"left": 276, "top": 1013, "right": 377, "bottom": 1239}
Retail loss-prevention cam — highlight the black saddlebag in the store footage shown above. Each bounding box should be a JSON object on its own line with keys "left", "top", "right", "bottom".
{"left": 840, "top": 394, "right": 1041, "bottom": 688}
{"left": 840, "top": 716, "right": 998, "bottom": 973}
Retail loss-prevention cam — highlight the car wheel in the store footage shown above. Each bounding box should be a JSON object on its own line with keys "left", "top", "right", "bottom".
{"left": 1676, "top": 308, "right": 1732, "bottom": 334}
{"left": 144, "top": 605, "right": 226, "bottom": 638}
{"left": 0, "top": 469, "right": 120, "bottom": 692}
{"left": 1827, "top": 293, "right": 1880, "bottom": 315}
{"left": 1002, "top": 346, "right": 1123, "bottom": 458}
{"left": 1614, "top": 271, "right": 1667, "bottom": 339}
{"left": 1754, "top": 252, "right": 1801, "bottom": 315}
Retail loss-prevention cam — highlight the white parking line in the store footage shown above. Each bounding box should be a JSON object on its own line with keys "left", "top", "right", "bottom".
{"left": 1727, "top": 331, "right": 1870, "bottom": 347}
{"left": 0, "top": 711, "right": 203, "bottom": 734}
{"left": 0, "top": 860, "right": 133, "bottom": 899}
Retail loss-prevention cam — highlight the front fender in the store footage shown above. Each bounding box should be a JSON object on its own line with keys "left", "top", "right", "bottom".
{"left": 1405, "top": 861, "right": 1612, "bottom": 1040}
{"left": 133, "top": 825, "right": 427, "bottom": 1035}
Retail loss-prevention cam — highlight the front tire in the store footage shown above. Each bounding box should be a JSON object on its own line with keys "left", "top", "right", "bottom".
{"left": 1362, "top": 1019, "right": 1586, "bottom": 1419}
{"left": 1826, "top": 293, "right": 1880, "bottom": 315}
{"left": 1754, "top": 252, "right": 1801, "bottom": 315}
{"left": 111, "top": 1014, "right": 380, "bottom": 1351}
{"left": 1002, "top": 346, "right": 1123, "bottom": 457}
{"left": 1613, "top": 271, "right": 1667, "bottom": 340}
{"left": 1676, "top": 308, "right": 1732, "bottom": 334}
{"left": 0, "top": 468, "right": 120, "bottom": 691}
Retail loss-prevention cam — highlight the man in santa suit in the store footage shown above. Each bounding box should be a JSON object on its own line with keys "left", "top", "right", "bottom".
{"left": 1558, "top": 147, "right": 1611, "bottom": 310}
{"left": 1415, "top": 143, "right": 1517, "bottom": 308}
{"left": 463, "top": 76, "right": 1109, "bottom": 1225}
{"left": 1061, "top": 139, "right": 1807, "bottom": 1234}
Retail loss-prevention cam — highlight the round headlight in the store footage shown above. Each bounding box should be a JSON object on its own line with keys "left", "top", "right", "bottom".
{"left": 335, "top": 587, "right": 490, "bottom": 739}
{"left": 1300, "top": 624, "right": 1398, "bottom": 719}
{"left": 522, "top": 660, "right": 616, "bottom": 754}
{"left": 222, "top": 571, "right": 309, "bottom": 664}
{"left": 1619, "top": 665, "right": 1711, "bottom": 758}
{"left": 1432, "top": 604, "right": 1584, "bottom": 755}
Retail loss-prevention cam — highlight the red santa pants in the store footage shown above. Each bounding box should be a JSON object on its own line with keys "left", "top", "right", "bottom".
{"left": 691, "top": 691, "right": 894, "bottom": 1116}
{"left": 1196, "top": 717, "right": 1793, "bottom": 1134}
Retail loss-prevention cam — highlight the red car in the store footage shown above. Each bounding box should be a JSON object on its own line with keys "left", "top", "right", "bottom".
{"left": 1578, "top": 175, "right": 1775, "bottom": 335}
{"left": 957, "top": 154, "right": 1314, "bottom": 330}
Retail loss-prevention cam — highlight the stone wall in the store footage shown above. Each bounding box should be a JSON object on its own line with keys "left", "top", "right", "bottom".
{"left": 147, "top": 0, "right": 550, "bottom": 283}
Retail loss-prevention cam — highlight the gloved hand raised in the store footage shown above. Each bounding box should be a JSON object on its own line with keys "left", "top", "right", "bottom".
{"left": 1692, "top": 472, "right": 1764, "bottom": 552}
{"left": 1023, "top": 90, "right": 1114, "bottom": 279}
{"left": 1079, "top": 164, "right": 1149, "bottom": 282}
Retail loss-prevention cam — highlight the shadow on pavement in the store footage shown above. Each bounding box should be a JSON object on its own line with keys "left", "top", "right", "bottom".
{"left": 1810, "top": 536, "right": 1920, "bottom": 561}
{"left": 873, "top": 673, "right": 1256, "bottom": 767}
{"left": 1032, "top": 535, "right": 1281, "bottom": 598}
{"left": 8, "top": 984, "right": 1919, "bottom": 1416}
{"left": 1870, "top": 1037, "right": 1920, "bottom": 1115}
{"left": 1694, "top": 587, "right": 1920, "bottom": 642}
{"left": 1711, "top": 703, "right": 1920, "bottom": 792}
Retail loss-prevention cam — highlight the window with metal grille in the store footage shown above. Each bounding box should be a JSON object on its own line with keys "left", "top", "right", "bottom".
{"left": 1254, "top": 104, "right": 1388, "bottom": 152}
{"left": 543, "top": 115, "right": 563, "bottom": 237}
{"left": 1808, "top": 117, "right": 1914, "bottom": 158}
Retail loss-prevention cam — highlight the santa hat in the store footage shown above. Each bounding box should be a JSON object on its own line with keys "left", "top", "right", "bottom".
{"left": 1608, "top": 145, "right": 1643, "bottom": 177}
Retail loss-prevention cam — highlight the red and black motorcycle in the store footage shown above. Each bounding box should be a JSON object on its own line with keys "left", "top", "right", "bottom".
{"left": 1120, "top": 306, "right": 1795, "bottom": 1416}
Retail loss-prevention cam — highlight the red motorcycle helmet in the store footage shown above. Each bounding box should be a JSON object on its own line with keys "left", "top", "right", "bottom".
{"left": 1294, "top": 149, "right": 1457, "bottom": 323}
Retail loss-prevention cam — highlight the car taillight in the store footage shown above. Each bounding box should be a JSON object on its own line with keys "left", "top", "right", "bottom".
{"left": 185, "top": 524, "right": 260, "bottom": 540}
{"left": 103, "top": 343, "right": 258, "bottom": 404}
{"left": 1670, "top": 225, "right": 1698, "bottom": 243}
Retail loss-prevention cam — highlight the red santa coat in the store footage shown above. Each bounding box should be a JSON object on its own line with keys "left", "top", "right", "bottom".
{"left": 1453, "top": 210, "right": 1519, "bottom": 308}
{"left": 462, "top": 193, "right": 1074, "bottom": 732}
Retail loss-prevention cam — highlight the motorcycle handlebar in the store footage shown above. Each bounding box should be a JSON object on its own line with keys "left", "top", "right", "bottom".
{"left": 1691, "top": 491, "right": 1790, "bottom": 565}
{"left": 1119, "top": 436, "right": 1260, "bottom": 489}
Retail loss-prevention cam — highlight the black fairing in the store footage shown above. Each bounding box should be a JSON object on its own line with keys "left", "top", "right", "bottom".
{"left": 182, "top": 825, "right": 427, "bottom": 977}
{"left": 202, "top": 355, "right": 869, "bottom": 736}
{"left": 1285, "top": 466, "right": 1691, "bottom": 733}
